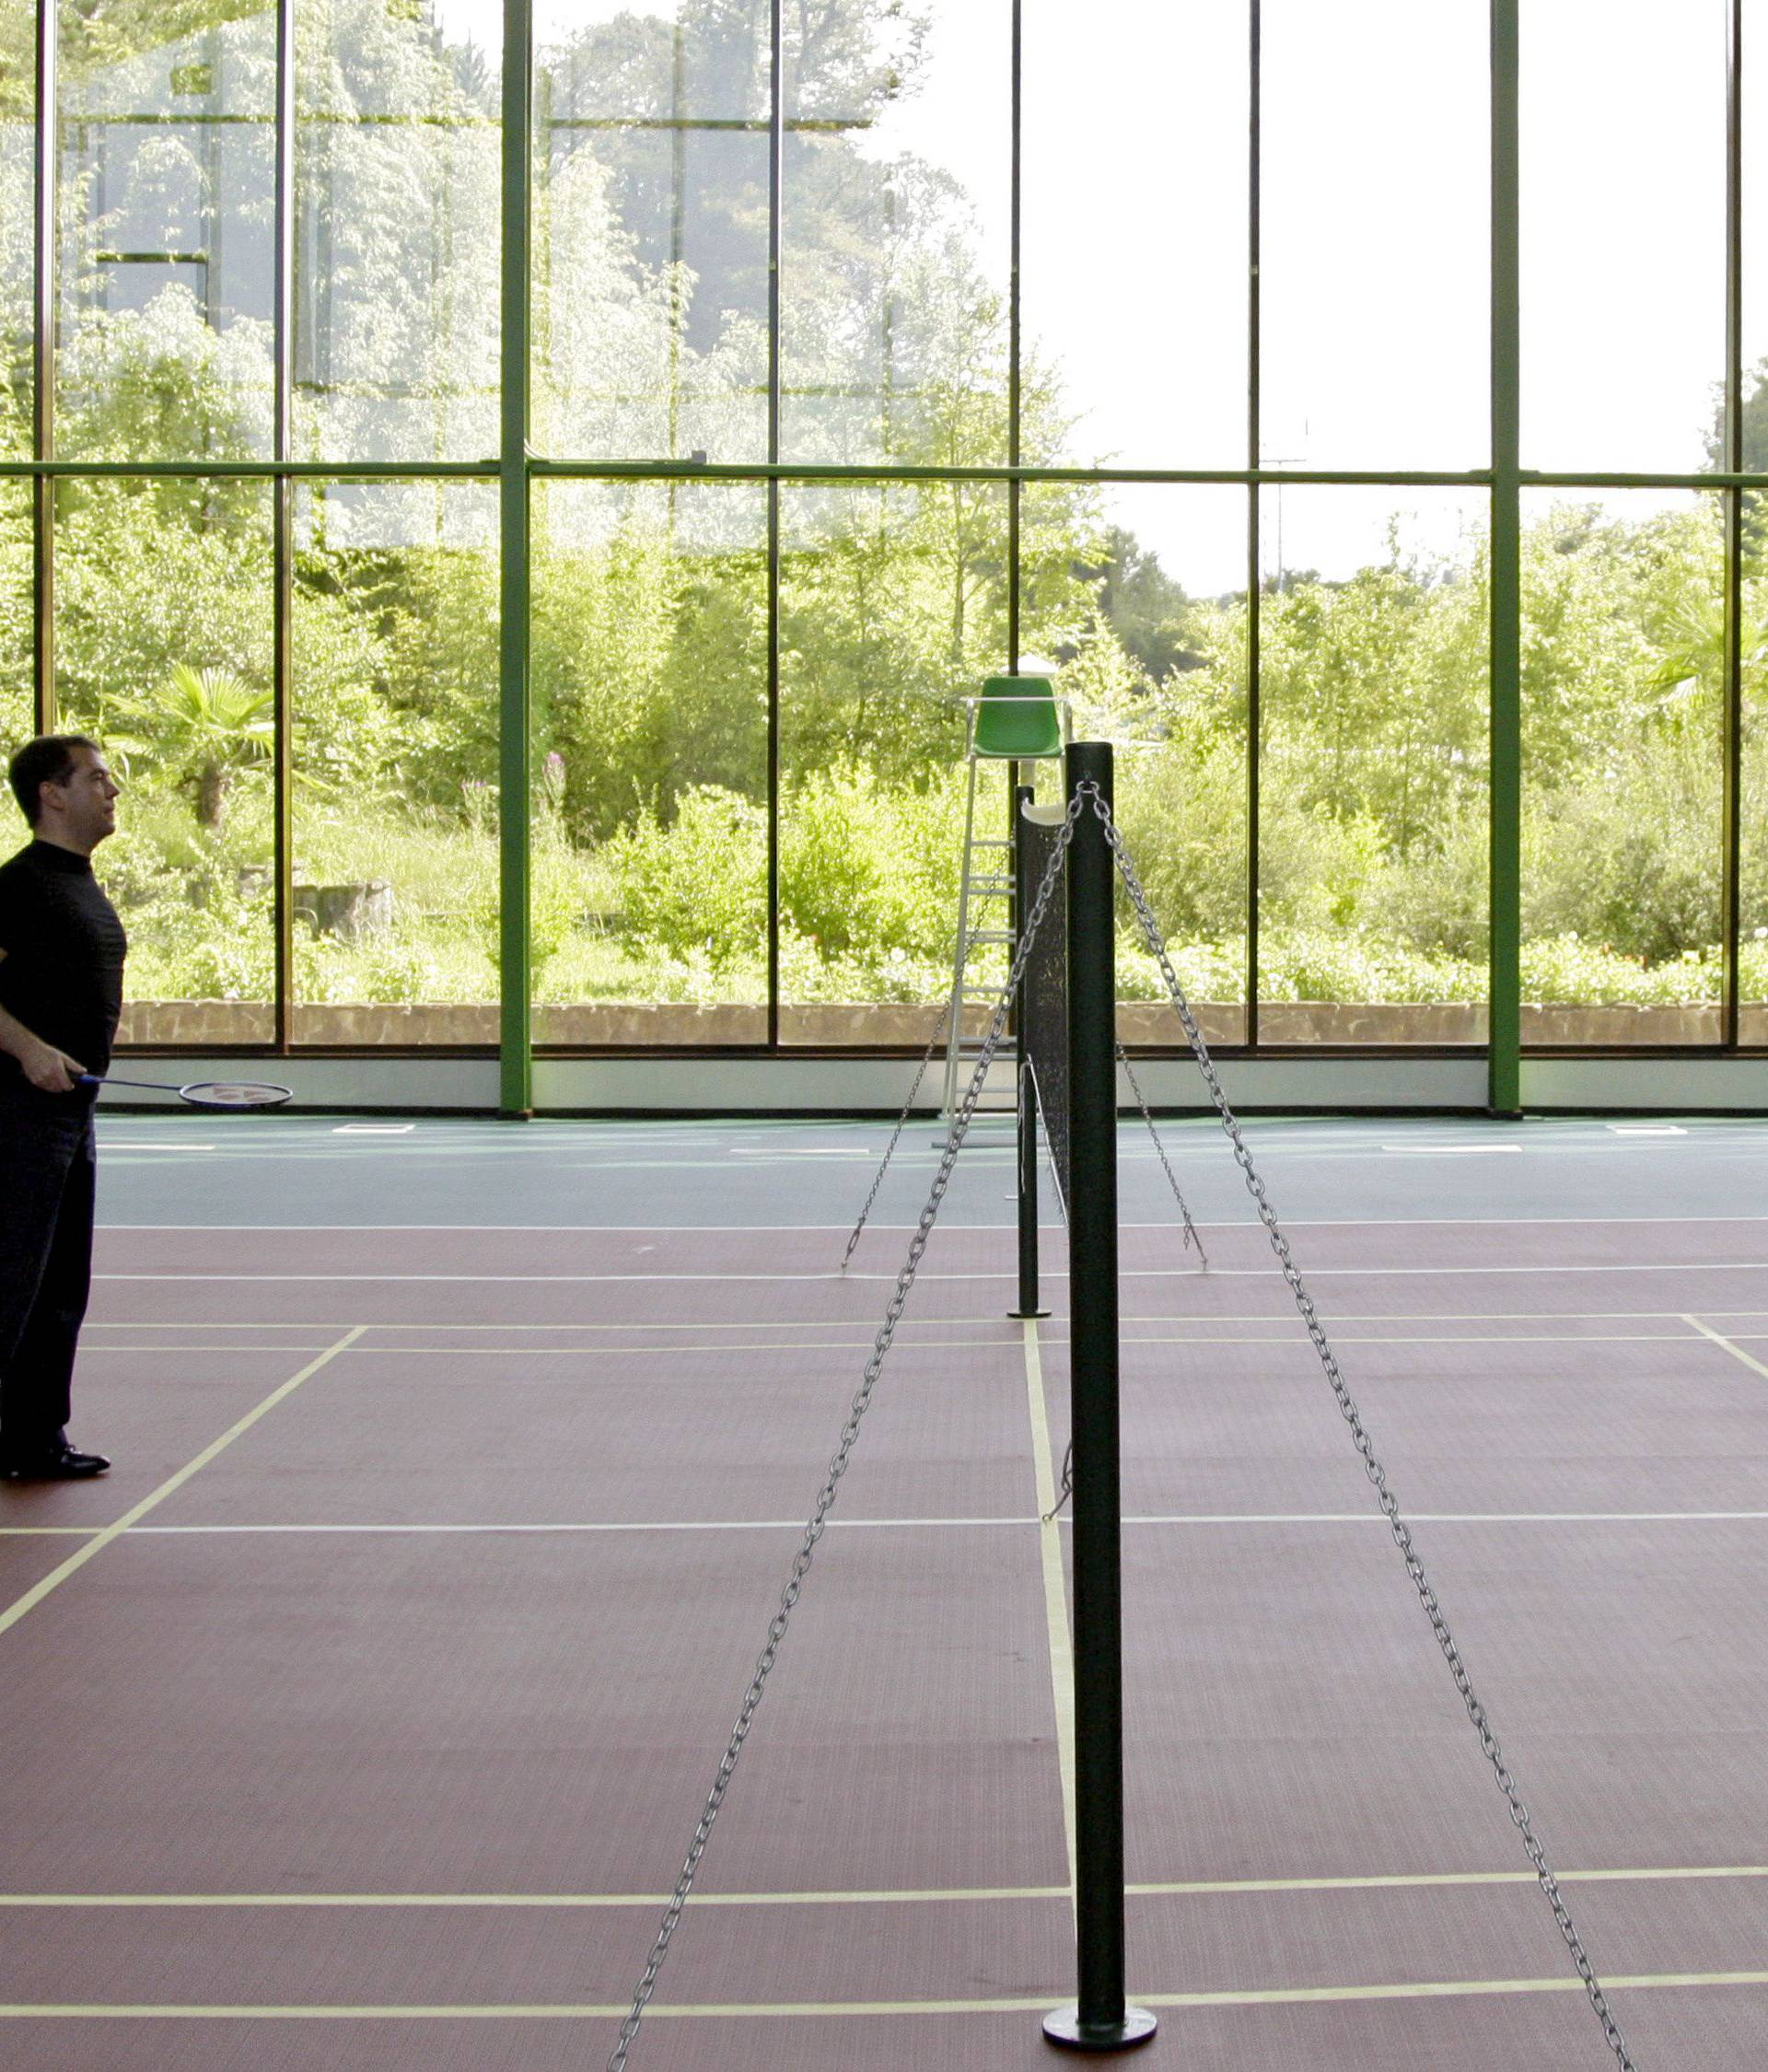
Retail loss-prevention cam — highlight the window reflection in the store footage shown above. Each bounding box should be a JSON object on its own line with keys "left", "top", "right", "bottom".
{"left": 56, "top": 1, "right": 275, "bottom": 461}
{"left": 535, "top": 0, "right": 769, "bottom": 462}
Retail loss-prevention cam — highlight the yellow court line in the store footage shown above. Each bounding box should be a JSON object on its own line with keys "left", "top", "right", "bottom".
{"left": 263, "top": 1339, "right": 1017, "bottom": 1360}
{"left": 1105, "top": 1332, "right": 1698, "bottom": 1347}
{"left": 84, "top": 1340, "right": 1026, "bottom": 1360}
{"left": 0, "top": 1328, "right": 366, "bottom": 1645}
{"left": 85, "top": 1319, "right": 1025, "bottom": 1335}
{"left": 1, "top": 1863, "right": 1763, "bottom": 1908}
{"left": 1684, "top": 1315, "right": 1768, "bottom": 1380}
{"left": 1022, "top": 1320, "right": 1076, "bottom": 1915}
{"left": 2, "top": 1972, "right": 1764, "bottom": 2020}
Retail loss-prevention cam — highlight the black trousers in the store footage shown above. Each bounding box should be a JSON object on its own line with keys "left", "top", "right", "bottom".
{"left": 0, "top": 1080, "right": 97, "bottom": 1448}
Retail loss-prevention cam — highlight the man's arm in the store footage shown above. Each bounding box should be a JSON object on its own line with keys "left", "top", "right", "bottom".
{"left": 0, "top": 951, "right": 84, "bottom": 1093}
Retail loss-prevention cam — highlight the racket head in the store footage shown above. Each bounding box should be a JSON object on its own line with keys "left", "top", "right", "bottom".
{"left": 176, "top": 1080, "right": 293, "bottom": 1111}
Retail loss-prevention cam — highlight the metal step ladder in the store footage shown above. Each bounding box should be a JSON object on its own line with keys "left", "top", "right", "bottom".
{"left": 938, "top": 676, "right": 1069, "bottom": 1126}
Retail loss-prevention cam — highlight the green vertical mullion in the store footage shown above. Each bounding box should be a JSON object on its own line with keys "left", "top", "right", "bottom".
{"left": 1488, "top": 0, "right": 1522, "bottom": 1114}
{"left": 1245, "top": 0, "right": 1261, "bottom": 1047}
{"left": 272, "top": 0, "right": 294, "bottom": 1054}
{"left": 31, "top": 0, "right": 54, "bottom": 733}
{"left": 499, "top": 0, "right": 533, "bottom": 1114}
{"left": 1007, "top": 0, "right": 1021, "bottom": 670}
{"left": 1724, "top": 0, "right": 1744, "bottom": 1049}
{"left": 766, "top": 0, "right": 782, "bottom": 1047}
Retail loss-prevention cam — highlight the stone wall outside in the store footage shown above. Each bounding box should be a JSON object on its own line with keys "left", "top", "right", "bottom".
{"left": 117, "top": 997, "right": 1745, "bottom": 1049}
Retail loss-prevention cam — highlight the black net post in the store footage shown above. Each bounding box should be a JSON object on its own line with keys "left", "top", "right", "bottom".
{"left": 1043, "top": 741, "right": 1156, "bottom": 2055}
{"left": 1010, "top": 782, "right": 1049, "bottom": 1321}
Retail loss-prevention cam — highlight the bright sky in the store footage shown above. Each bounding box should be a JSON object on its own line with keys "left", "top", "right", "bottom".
{"left": 437, "top": 0, "right": 1742, "bottom": 595}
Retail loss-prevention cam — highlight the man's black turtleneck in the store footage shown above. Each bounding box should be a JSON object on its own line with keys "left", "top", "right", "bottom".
{"left": 0, "top": 839, "right": 127, "bottom": 1077}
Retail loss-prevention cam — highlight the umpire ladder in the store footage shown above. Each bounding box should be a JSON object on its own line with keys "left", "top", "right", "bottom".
{"left": 940, "top": 675, "right": 1069, "bottom": 1124}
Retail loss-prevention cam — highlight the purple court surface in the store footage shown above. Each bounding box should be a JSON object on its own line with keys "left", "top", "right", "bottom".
{"left": 2, "top": 1110, "right": 1767, "bottom": 2068}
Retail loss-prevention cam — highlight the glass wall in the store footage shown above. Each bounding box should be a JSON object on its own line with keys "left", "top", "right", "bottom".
{"left": 0, "top": 480, "right": 29, "bottom": 761}
{"left": 56, "top": 0, "right": 276, "bottom": 462}
{"left": 0, "top": 0, "right": 32, "bottom": 455}
{"left": 54, "top": 473, "right": 274, "bottom": 1042}
{"left": 1262, "top": 0, "right": 1487, "bottom": 473}
{"left": 5, "top": 2, "right": 1764, "bottom": 1072}
{"left": 534, "top": 0, "right": 767, "bottom": 462}
{"left": 291, "top": 479, "right": 500, "bottom": 1043}
{"left": 1522, "top": 490, "right": 1726, "bottom": 1044}
{"left": 295, "top": 0, "right": 499, "bottom": 461}
{"left": 532, "top": 477, "right": 768, "bottom": 1045}
{"left": 1521, "top": 0, "right": 1726, "bottom": 476}
{"left": 1257, "top": 488, "right": 1489, "bottom": 1044}
{"left": 779, "top": 480, "right": 996, "bottom": 1043}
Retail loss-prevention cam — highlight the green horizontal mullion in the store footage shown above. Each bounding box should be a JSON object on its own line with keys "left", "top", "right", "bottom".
{"left": 0, "top": 458, "right": 501, "bottom": 478}
{"left": 525, "top": 459, "right": 1498, "bottom": 487}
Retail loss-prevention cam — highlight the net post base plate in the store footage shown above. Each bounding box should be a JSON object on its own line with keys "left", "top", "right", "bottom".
{"left": 1007, "top": 1306, "right": 1051, "bottom": 1320}
{"left": 1042, "top": 2006, "right": 1157, "bottom": 2053}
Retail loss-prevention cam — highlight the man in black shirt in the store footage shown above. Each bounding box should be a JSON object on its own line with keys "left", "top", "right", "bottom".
{"left": 0, "top": 735, "right": 125, "bottom": 1479}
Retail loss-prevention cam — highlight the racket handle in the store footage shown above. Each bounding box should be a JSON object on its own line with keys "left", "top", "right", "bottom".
{"left": 77, "top": 1074, "right": 101, "bottom": 1088}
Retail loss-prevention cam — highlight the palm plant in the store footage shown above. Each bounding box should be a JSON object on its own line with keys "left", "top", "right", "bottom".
{"left": 150, "top": 661, "right": 273, "bottom": 831}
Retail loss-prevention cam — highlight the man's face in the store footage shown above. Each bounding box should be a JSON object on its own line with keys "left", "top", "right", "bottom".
{"left": 41, "top": 747, "right": 120, "bottom": 849}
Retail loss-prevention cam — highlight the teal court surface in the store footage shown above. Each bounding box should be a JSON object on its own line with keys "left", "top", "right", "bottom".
{"left": 2, "top": 1112, "right": 1767, "bottom": 2068}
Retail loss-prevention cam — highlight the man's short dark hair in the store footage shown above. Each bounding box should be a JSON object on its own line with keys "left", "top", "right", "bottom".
{"left": 8, "top": 736, "right": 101, "bottom": 827}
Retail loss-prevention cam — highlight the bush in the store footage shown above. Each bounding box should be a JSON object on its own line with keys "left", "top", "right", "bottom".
{"left": 603, "top": 786, "right": 766, "bottom": 972}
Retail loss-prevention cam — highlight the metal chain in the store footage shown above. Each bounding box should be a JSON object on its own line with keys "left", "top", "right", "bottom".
{"left": 606, "top": 792, "right": 1086, "bottom": 2072}
{"left": 840, "top": 925, "right": 984, "bottom": 1273}
{"left": 1117, "top": 1043, "right": 1208, "bottom": 1267}
{"left": 1083, "top": 781, "right": 1639, "bottom": 2072}
{"left": 1042, "top": 1439, "right": 1074, "bottom": 1524}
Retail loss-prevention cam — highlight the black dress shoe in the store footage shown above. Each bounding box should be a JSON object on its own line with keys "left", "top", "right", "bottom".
{"left": 0, "top": 1433, "right": 110, "bottom": 1480}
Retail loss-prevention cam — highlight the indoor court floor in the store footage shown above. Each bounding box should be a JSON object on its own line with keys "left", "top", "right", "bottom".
{"left": 3, "top": 1110, "right": 1768, "bottom": 2069}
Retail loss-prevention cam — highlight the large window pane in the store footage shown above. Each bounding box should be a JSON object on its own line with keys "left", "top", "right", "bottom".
{"left": 536, "top": 0, "right": 768, "bottom": 462}
{"left": 54, "top": 474, "right": 273, "bottom": 1042}
{"left": 1023, "top": 0, "right": 1246, "bottom": 472}
{"left": 781, "top": 0, "right": 1008, "bottom": 465}
{"left": 1522, "top": 1, "right": 1726, "bottom": 473}
{"left": 1025, "top": 482, "right": 1249, "bottom": 1046}
{"left": 533, "top": 480, "right": 767, "bottom": 1044}
{"left": 0, "top": 0, "right": 32, "bottom": 457}
{"left": 0, "top": 481, "right": 29, "bottom": 762}
{"left": 1741, "top": 0, "right": 1768, "bottom": 483}
{"left": 57, "top": 0, "right": 275, "bottom": 461}
{"left": 290, "top": 480, "right": 498, "bottom": 1045}
{"left": 1523, "top": 490, "right": 1723, "bottom": 1046}
{"left": 779, "top": 480, "right": 1005, "bottom": 1043}
{"left": 1258, "top": 488, "right": 1489, "bottom": 1044}
{"left": 1262, "top": 0, "right": 1486, "bottom": 471}
{"left": 295, "top": 0, "right": 500, "bottom": 462}
{"left": 1743, "top": 483, "right": 1768, "bottom": 1041}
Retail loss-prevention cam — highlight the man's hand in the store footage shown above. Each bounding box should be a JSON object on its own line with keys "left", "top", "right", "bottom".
{"left": 17, "top": 1039, "right": 83, "bottom": 1094}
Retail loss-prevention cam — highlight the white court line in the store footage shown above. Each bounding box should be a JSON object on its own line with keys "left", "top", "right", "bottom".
{"left": 0, "top": 1330, "right": 365, "bottom": 1644}
{"left": 86, "top": 1262, "right": 1768, "bottom": 1285}
{"left": 89, "top": 1215, "right": 1768, "bottom": 1229}
{"left": 69, "top": 1333, "right": 1709, "bottom": 1356}
{"left": 1, "top": 1862, "right": 1760, "bottom": 1908}
{"left": 1379, "top": 1144, "right": 1523, "bottom": 1156}
{"left": 76, "top": 1308, "right": 1768, "bottom": 1333}
{"left": 101, "top": 1145, "right": 217, "bottom": 1154}
{"left": 1, "top": 1972, "right": 1762, "bottom": 2020}
{"left": 3, "top": 1510, "right": 1748, "bottom": 1542}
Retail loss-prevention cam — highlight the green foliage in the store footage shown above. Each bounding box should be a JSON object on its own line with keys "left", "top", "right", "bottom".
{"left": 604, "top": 786, "right": 767, "bottom": 972}
{"left": 29, "top": 0, "right": 1759, "bottom": 1029}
